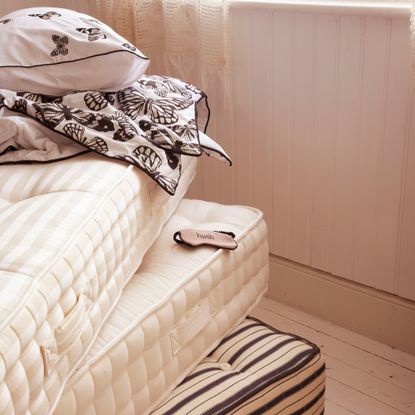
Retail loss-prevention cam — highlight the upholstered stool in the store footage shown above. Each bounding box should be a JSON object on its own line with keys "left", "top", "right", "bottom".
{"left": 152, "top": 317, "right": 325, "bottom": 414}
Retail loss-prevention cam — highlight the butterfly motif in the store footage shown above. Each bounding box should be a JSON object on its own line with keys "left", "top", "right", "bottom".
{"left": 83, "top": 137, "right": 108, "bottom": 153}
{"left": 106, "top": 93, "right": 116, "bottom": 106}
{"left": 0, "top": 19, "right": 11, "bottom": 24}
{"left": 185, "top": 83, "right": 203, "bottom": 96}
{"left": 154, "top": 89, "right": 168, "bottom": 97}
{"left": 114, "top": 152, "right": 174, "bottom": 194}
{"left": 50, "top": 35, "right": 68, "bottom": 57}
{"left": 138, "top": 120, "right": 175, "bottom": 149}
{"left": 118, "top": 87, "right": 192, "bottom": 125}
{"left": 172, "top": 120, "right": 198, "bottom": 143}
{"left": 10, "top": 99, "right": 28, "bottom": 115}
{"left": 138, "top": 119, "right": 200, "bottom": 155}
{"left": 164, "top": 150, "right": 180, "bottom": 170}
{"left": 29, "top": 11, "right": 61, "bottom": 19}
{"left": 16, "top": 92, "right": 62, "bottom": 104}
{"left": 112, "top": 112, "right": 138, "bottom": 142}
{"left": 33, "top": 103, "right": 114, "bottom": 133}
{"left": 138, "top": 77, "right": 192, "bottom": 99}
{"left": 122, "top": 43, "right": 136, "bottom": 51}
{"left": 62, "top": 122, "right": 84, "bottom": 140}
{"left": 84, "top": 91, "right": 109, "bottom": 111}
{"left": 114, "top": 151, "right": 180, "bottom": 195}
{"left": 151, "top": 171, "right": 180, "bottom": 195}
{"left": 63, "top": 123, "right": 108, "bottom": 154}
{"left": 16, "top": 92, "right": 42, "bottom": 103}
{"left": 133, "top": 145, "right": 162, "bottom": 173}
{"left": 160, "top": 79, "right": 192, "bottom": 99}
{"left": 137, "top": 79, "right": 160, "bottom": 90}
{"left": 137, "top": 79, "right": 169, "bottom": 98}
{"left": 76, "top": 27, "right": 106, "bottom": 42}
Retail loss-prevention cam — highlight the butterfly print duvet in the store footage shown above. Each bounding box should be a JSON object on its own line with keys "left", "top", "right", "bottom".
{"left": 0, "top": 75, "right": 220, "bottom": 195}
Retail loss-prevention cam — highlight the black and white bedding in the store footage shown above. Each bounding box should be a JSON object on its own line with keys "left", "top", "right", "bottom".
{"left": 0, "top": 75, "right": 230, "bottom": 194}
{"left": 0, "top": 7, "right": 231, "bottom": 195}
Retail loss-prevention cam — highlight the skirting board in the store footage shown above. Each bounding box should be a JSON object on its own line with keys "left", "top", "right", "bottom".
{"left": 267, "top": 254, "right": 415, "bottom": 355}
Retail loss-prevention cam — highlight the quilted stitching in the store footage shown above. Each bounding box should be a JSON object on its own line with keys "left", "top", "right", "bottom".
{"left": 0, "top": 155, "right": 196, "bottom": 415}
{"left": 56, "top": 201, "right": 269, "bottom": 415}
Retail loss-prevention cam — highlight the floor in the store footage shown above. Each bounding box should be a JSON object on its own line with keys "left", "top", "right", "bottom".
{"left": 251, "top": 297, "right": 415, "bottom": 415}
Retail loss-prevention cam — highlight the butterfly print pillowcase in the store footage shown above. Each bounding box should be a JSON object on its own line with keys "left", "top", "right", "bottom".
{"left": 0, "top": 7, "right": 149, "bottom": 94}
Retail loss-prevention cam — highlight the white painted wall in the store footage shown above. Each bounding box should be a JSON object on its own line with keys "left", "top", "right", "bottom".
{"left": 188, "top": 5, "right": 415, "bottom": 301}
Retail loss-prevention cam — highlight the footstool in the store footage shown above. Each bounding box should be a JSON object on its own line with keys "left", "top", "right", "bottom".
{"left": 152, "top": 317, "right": 325, "bottom": 414}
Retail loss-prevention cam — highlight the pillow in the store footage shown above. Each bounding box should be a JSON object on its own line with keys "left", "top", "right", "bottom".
{"left": 0, "top": 7, "right": 149, "bottom": 94}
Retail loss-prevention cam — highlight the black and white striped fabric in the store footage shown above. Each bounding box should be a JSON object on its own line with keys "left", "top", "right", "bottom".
{"left": 152, "top": 317, "right": 325, "bottom": 415}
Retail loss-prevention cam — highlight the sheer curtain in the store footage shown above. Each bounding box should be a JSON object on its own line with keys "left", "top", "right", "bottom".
{"left": 90, "top": 0, "right": 230, "bottom": 100}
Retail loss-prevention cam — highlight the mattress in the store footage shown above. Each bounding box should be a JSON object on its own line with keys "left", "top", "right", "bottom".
{"left": 55, "top": 199, "right": 269, "bottom": 415}
{"left": 153, "top": 317, "right": 325, "bottom": 415}
{"left": 0, "top": 154, "right": 196, "bottom": 415}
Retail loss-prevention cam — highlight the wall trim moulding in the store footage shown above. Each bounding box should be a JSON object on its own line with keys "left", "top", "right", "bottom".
{"left": 267, "top": 254, "right": 415, "bottom": 355}
{"left": 230, "top": 0, "right": 412, "bottom": 18}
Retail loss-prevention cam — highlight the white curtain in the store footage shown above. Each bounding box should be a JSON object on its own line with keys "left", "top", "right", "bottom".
{"left": 91, "top": 0, "right": 230, "bottom": 100}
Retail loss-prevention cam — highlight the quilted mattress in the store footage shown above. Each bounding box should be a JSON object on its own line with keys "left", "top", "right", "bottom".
{"left": 55, "top": 199, "right": 269, "bottom": 415}
{"left": 0, "top": 154, "right": 197, "bottom": 415}
{"left": 154, "top": 317, "right": 325, "bottom": 415}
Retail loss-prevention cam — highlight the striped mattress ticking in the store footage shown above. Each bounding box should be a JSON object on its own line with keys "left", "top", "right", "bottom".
{"left": 152, "top": 317, "right": 325, "bottom": 415}
{"left": 0, "top": 154, "right": 197, "bottom": 415}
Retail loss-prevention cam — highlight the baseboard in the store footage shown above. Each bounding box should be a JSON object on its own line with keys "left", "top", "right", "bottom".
{"left": 268, "top": 255, "right": 415, "bottom": 355}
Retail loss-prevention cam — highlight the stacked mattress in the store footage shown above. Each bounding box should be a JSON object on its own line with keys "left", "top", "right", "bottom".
{"left": 0, "top": 150, "right": 327, "bottom": 415}
{"left": 0, "top": 154, "right": 197, "bottom": 415}
{"left": 55, "top": 199, "right": 269, "bottom": 414}
{"left": 0, "top": 5, "right": 313, "bottom": 415}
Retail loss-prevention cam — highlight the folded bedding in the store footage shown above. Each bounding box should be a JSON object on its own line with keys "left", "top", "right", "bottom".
{"left": 0, "top": 74, "right": 229, "bottom": 195}
{"left": 0, "top": 153, "right": 197, "bottom": 415}
{"left": 55, "top": 199, "right": 269, "bottom": 415}
{"left": 0, "top": 8, "right": 231, "bottom": 196}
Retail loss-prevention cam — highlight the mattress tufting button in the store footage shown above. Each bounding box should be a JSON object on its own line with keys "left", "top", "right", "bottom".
{"left": 219, "top": 363, "right": 232, "bottom": 371}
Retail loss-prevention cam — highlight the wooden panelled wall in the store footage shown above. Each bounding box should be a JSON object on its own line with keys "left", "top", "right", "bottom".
{"left": 0, "top": 1, "right": 414, "bottom": 301}
{"left": 188, "top": 8, "right": 415, "bottom": 302}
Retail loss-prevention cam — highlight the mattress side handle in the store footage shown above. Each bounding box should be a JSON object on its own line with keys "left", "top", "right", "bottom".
{"left": 170, "top": 290, "right": 219, "bottom": 355}
{"left": 40, "top": 285, "right": 92, "bottom": 376}
{"left": 40, "top": 339, "right": 58, "bottom": 377}
{"left": 54, "top": 291, "right": 90, "bottom": 354}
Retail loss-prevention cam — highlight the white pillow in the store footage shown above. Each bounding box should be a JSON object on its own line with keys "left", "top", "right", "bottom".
{"left": 0, "top": 7, "right": 149, "bottom": 94}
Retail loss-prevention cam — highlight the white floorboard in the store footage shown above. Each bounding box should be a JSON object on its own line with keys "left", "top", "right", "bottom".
{"left": 251, "top": 297, "right": 415, "bottom": 415}
{"left": 325, "top": 400, "right": 357, "bottom": 415}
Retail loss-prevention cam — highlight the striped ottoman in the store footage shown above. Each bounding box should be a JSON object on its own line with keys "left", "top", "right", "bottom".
{"left": 152, "top": 317, "right": 325, "bottom": 415}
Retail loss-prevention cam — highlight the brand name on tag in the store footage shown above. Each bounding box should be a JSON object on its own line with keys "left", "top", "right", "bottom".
{"left": 196, "top": 232, "right": 214, "bottom": 240}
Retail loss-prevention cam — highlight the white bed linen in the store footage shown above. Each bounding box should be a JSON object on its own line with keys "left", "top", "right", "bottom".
{"left": 0, "top": 154, "right": 196, "bottom": 415}
{"left": 55, "top": 199, "right": 269, "bottom": 415}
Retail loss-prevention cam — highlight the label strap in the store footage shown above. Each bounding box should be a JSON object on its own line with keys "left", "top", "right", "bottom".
{"left": 173, "top": 229, "right": 238, "bottom": 250}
